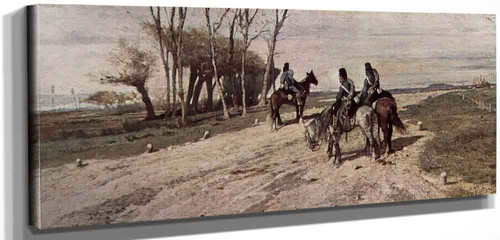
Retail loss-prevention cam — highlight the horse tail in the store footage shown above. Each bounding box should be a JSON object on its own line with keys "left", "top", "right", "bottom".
{"left": 390, "top": 101, "right": 407, "bottom": 135}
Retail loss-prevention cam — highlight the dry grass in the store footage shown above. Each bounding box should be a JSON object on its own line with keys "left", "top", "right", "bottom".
{"left": 401, "top": 89, "right": 496, "bottom": 185}
{"left": 31, "top": 94, "right": 330, "bottom": 169}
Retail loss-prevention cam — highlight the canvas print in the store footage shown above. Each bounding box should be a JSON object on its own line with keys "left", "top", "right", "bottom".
{"left": 28, "top": 4, "right": 496, "bottom": 229}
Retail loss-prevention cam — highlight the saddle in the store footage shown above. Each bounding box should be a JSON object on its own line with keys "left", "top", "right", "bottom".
{"left": 336, "top": 99, "right": 356, "bottom": 133}
{"left": 280, "top": 85, "right": 305, "bottom": 102}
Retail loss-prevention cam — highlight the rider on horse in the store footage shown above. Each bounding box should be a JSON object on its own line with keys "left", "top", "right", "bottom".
{"left": 331, "top": 68, "right": 355, "bottom": 129}
{"left": 280, "top": 62, "right": 304, "bottom": 105}
{"left": 355, "top": 62, "right": 382, "bottom": 106}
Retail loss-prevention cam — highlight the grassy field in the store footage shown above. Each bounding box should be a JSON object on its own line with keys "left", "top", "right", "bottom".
{"left": 32, "top": 87, "right": 497, "bottom": 189}
{"left": 400, "top": 88, "right": 496, "bottom": 186}
{"left": 31, "top": 93, "right": 332, "bottom": 169}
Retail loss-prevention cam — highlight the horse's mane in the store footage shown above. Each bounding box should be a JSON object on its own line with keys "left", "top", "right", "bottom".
{"left": 313, "top": 106, "right": 333, "bottom": 141}
{"left": 296, "top": 77, "right": 307, "bottom": 83}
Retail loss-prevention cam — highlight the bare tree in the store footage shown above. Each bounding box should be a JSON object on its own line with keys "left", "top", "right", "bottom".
{"left": 100, "top": 38, "right": 157, "bottom": 120}
{"left": 259, "top": 9, "right": 289, "bottom": 106}
{"left": 238, "top": 9, "right": 266, "bottom": 117}
{"left": 204, "top": 8, "right": 231, "bottom": 119}
{"left": 167, "top": 7, "right": 188, "bottom": 124}
{"left": 227, "top": 9, "right": 239, "bottom": 111}
{"left": 149, "top": 7, "right": 172, "bottom": 115}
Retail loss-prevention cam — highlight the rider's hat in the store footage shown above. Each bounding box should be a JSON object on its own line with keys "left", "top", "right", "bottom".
{"left": 283, "top": 62, "right": 290, "bottom": 71}
{"left": 365, "top": 62, "right": 373, "bottom": 71}
{"left": 339, "top": 68, "right": 347, "bottom": 79}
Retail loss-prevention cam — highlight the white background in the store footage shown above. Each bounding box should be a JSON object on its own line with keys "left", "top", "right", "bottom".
{"left": 1, "top": 0, "right": 499, "bottom": 240}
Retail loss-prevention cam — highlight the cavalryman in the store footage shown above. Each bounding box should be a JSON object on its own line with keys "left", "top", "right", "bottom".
{"left": 280, "top": 62, "right": 304, "bottom": 105}
{"left": 356, "top": 62, "right": 381, "bottom": 106}
{"left": 332, "top": 68, "right": 355, "bottom": 127}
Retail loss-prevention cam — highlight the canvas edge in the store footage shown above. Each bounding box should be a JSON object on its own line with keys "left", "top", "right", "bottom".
{"left": 27, "top": 4, "right": 42, "bottom": 230}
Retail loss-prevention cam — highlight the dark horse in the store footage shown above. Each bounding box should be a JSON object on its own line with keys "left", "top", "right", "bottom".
{"left": 268, "top": 70, "right": 319, "bottom": 132}
{"left": 375, "top": 97, "right": 407, "bottom": 155}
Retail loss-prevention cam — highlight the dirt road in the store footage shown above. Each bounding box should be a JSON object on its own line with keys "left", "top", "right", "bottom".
{"left": 36, "top": 90, "right": 469, "bottom": 229}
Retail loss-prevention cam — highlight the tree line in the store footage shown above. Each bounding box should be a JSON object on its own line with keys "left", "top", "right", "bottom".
{"left": 98, "top": 7, "right": 289, "bottom": 124}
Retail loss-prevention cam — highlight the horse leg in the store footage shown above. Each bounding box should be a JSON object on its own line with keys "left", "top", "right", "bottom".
{"left": 377, "top": 115, "right": 384, "bottom": 152}
{"left": 364, "top": 136, "right": 371, "bottom": 156}
{"left": 363, "top": 116, "right": 380, "bottom": 162}
{"left": 334, "top": 140, "right": 342, "bottom": 167}
{"left": 271, "top": 104, "right": 280, "bottom": 132}
{"left": 371, "top": 115, "right": 382, "bottom": 160}
{"left": 275, "top": 103, "right": 283, "bottom": 126}
{"left": 295, "top": 104, "right": 300, "bottom": 123}
{"left": 271, "top": 116, "right": 276, "bottom": 132}
{"left": 380, "top": 123, "right": 390, "bottom": 155}
{"left": 277, "top": 111, "right": 283, "bottom": 126}
{"left": 327, "top": 134, "right": 334, "bottom": 159}
{"left": 387, "top": 122, "right": 394, "bottom": 154}
{"left": 362, "top": 128, "right": 375, "bottom": 161}
{"left": 299, "top": 97, "right": 306, "bottom": 124}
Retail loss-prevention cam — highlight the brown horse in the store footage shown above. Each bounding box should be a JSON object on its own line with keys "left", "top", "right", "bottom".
{"left": 268, "top": 70, "right": 319, "bottom": 132}
{"left": 375, "top": 97, "right": 407, "bottom": 155}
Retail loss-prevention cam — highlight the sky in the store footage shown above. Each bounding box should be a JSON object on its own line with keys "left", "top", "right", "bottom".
{"left": 35, "top": 4, "right": 495, "bottom": 95}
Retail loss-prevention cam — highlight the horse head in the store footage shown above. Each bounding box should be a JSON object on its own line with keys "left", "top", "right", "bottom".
{"left": 306, "top": 70, "right": 319, "bottom": 86}
{"left": 303, "top": 119, "right": 321, "bottom": 151}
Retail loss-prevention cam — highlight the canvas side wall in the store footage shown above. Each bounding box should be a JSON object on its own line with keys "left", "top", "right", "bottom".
{"left": 27, "top": 4, "right": 42, "bottom": 229}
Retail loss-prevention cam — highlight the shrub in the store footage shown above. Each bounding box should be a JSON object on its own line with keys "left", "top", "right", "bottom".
{"left": 472, "top": 75, "right": 492, "bottom": 88}
{"left": 121, "top": 120, "right": 147, "bottom": 132}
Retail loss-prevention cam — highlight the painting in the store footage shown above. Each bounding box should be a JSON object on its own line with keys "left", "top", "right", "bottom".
{"left": 28, "top": 4, "right": 496, "bottom": 229}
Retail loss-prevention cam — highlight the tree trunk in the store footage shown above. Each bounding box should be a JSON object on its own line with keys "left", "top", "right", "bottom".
{"left": 241, "top": 50, "right": 248, "bottom": 117}
{"left": 191, "top": 74, "right": 206, "bottom": 112}
{"left": 205, "top": 8, "right": 230, "bottom": 119}
{"left": 185, "top": 64, "right": 198, "bottom": 114}
{"left": 237, "top": 8, "right": 262, "bottom": 117}
{"left": 177, "top": 11, "right": 187, "bottom": 124}
{"left": 231, "top": 75, "right": 239, "bottom": 110}
{"left": 136, "top": 84, "right": 156, "bottom": 120}
{"left": 260, "top": 35, "right": 277, "bottom": 107}
{"left": 212, "top": 65, "right": 230, "bottom": 118}
{"left": 205, "top": 76, "right": 214, "bottom": 112}
{"left": 149, "top": 7, "right": 171, "bottom": 115}
{"left": 228, "top": 11, "right": 238, "bottom": 111}
{"left": 178, "top": 67, "right": 186, "bottom": 124}
{"left": 178, "top": 55, "right": 186, "bottom": 124}
{"left": 260, "top": 53, "right": 273, "bottom": 106}
{"left": 165, "top": 50, "right": 171, "bottom": 114}
{"left": 259, "top": 9, "right": 288, "bottom": 106}
{"left": 171, "top": 56, "right": 178, "bottom": 118}
{"left": 271, "top": 61, "right": 276, "bottom": 92}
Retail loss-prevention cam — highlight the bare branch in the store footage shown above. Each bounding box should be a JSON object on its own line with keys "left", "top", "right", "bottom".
{"left": 228, "top": 9, "right": 239, "bottom": 33}
{"left": 149, "top": 7, "right": 157, "bottom": 22}
{"left": 213, "top": 8, "right": 230, "bottom": 32}
{"left": 249, "top": 9, "right": 259, "bottom": 25}
{"left": 276, "top": 9, "right": 289, "bottom": 34}
{"left": 248, "top": 25, "right": 267, "bottom": 46}
{"left": 163, "top": 7, "right": 169, "bottom": 20}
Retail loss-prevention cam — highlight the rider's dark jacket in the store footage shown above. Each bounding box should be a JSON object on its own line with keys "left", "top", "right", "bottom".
{"left": 359, "top": 68, "right": 380, "bottom": 104}
{"left": 332, "top": 79, "right": 354, "bottom": 116}
{"left": 280, "top": 69, "right": 296, "bottom": 89}
{"left": 336, "top": 79, "right": 354, "bottom": 102}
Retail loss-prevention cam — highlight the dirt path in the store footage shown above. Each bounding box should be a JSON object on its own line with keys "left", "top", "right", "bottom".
{"left": 36, "top": 90, "right": 464, "bottom": 229}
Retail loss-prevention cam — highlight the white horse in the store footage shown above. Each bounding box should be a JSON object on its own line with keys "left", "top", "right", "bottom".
{"left": 304, "top": 104, "right": 381, "bottom": 166}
